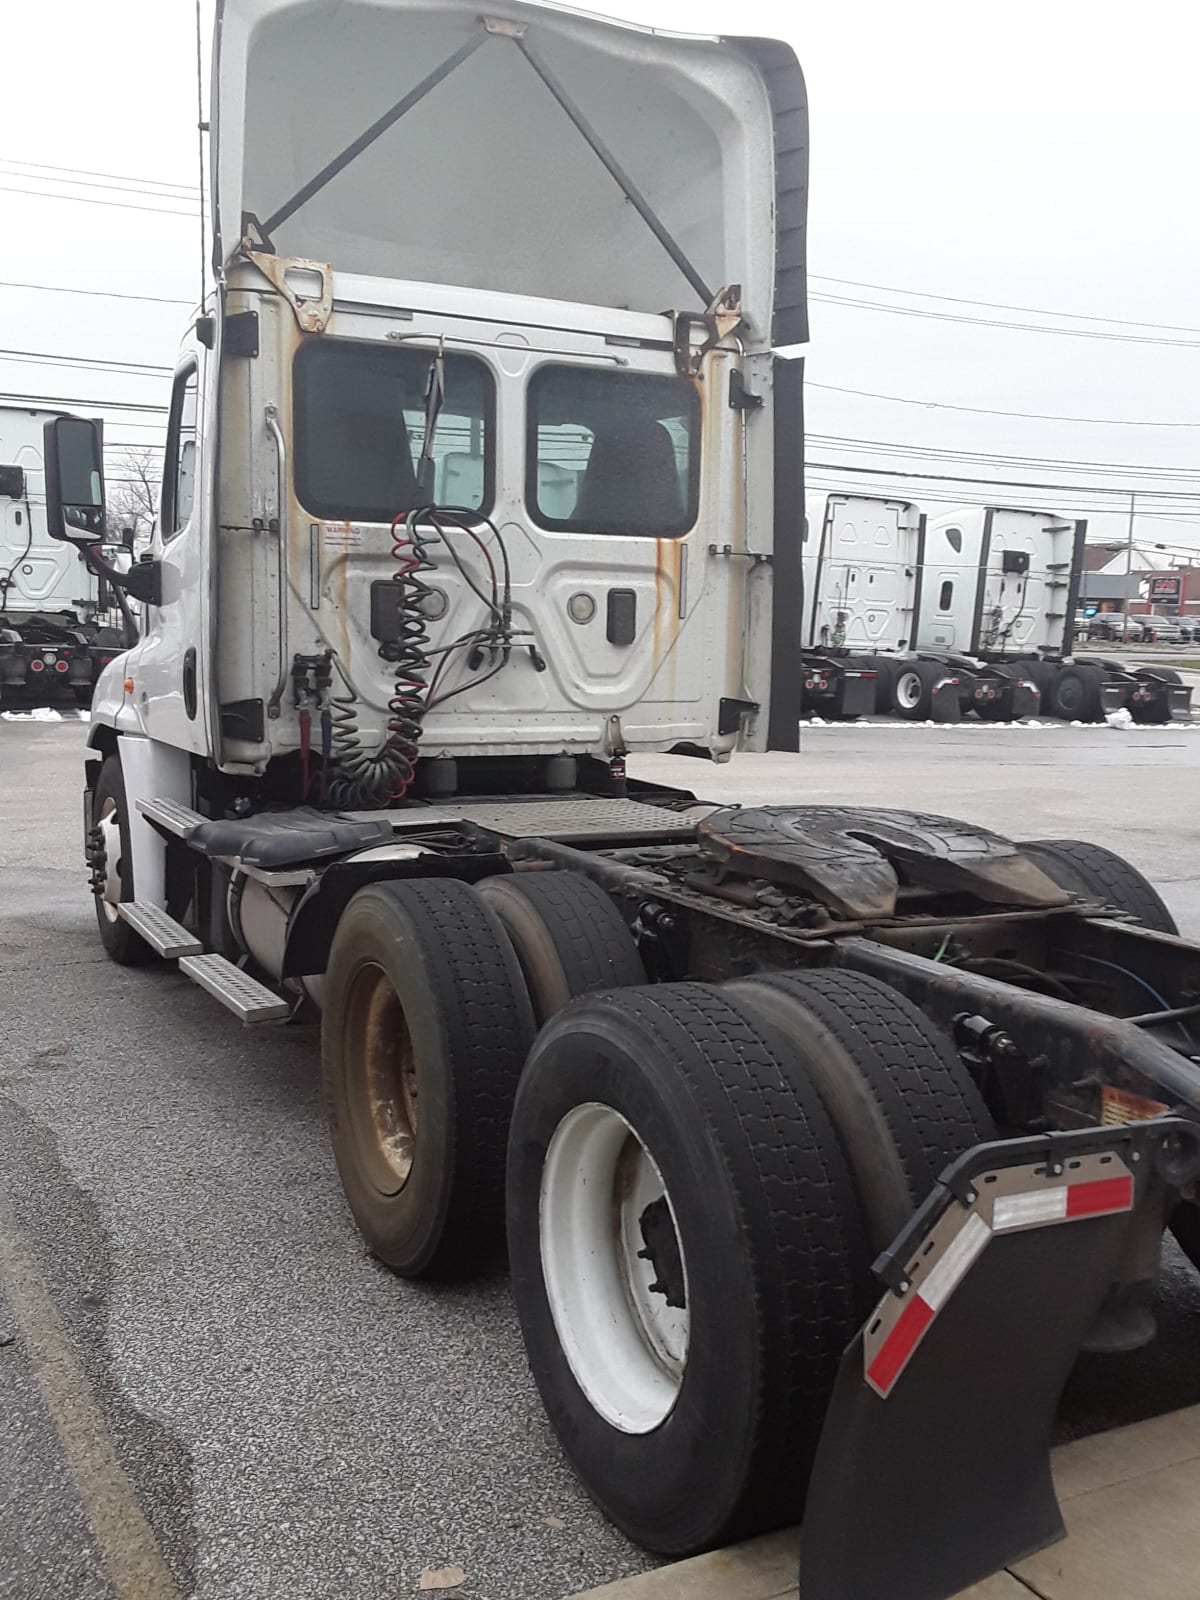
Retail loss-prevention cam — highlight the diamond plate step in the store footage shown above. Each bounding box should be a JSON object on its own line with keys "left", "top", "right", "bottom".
{"left": 430, "top": 797, "right": 697, "bottom": 843}
{"left": 116, "top": 901, "right": 202, "bottom": 957}
{"left": 136, "top": 797, "right": 206, "bottom": 839}
{"left": 177, "top": 954, "right": 291, "bottom": 1023}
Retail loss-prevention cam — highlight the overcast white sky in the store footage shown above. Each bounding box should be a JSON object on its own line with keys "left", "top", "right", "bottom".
{"left": 2, "top": 0, "right": 1198, "bottom": 547}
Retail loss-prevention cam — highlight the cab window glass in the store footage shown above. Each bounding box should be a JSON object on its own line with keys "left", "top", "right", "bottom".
{"left": 294, "top": 341, "right": 492, "bottom": 522}
{"left": 527, "top": 366, "right": 700, "bottom": 537}
{"left": 162, "top": 365, "right": 199, "bottom": 537}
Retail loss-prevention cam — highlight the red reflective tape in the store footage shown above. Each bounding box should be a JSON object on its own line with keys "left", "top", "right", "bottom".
{"left": 1066, "top": 1174, "right": 1134, "bottom": 1218}
{"left": 866, "top": 1294, "right": 934, "bottom": 1397}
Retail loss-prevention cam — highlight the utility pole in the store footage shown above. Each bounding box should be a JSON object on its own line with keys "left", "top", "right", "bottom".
{"left": 1125, "top": 492, "right": 1136, "bottom": 637}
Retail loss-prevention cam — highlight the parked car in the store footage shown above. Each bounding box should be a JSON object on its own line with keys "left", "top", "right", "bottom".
{"left": 1138, "top": 613, "right": 1187, "bottom": 644}
{"left": 1078, "top": 612, "right": 1145, "bottom": 643}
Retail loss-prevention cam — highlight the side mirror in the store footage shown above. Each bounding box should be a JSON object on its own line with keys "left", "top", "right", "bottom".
{"left": 43, "top": 416, "right": 106, "bottom": 544}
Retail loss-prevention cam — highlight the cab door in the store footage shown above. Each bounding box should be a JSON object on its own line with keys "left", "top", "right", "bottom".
{"left": 125, "top": 329, "right": 211, "bottom": 753}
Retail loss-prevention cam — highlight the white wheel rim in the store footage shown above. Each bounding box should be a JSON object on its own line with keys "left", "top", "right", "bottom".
{"left": 540, "top": 1102, "right": 689, "bottom": 1434}
{"left": 895, "top": 671, "right": 922, "bottom": 710}
{"left": 96, "top": 798, "right": 123, "bottom": 923}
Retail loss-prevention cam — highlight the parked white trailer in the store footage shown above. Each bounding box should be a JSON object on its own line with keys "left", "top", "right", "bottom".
{"left": 916, "top": 505, "right": 1082, "bottom": 657}
{"left": 799, "top": 496, "right": 1189, "bottom": 723}
{"left": 36, "top": 4, "right": 1200, "bottom": 1596}
{"left": 0, "top": 406, "right": 131, "bottom": 705}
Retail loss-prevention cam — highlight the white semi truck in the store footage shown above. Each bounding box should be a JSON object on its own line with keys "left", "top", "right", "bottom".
{"left": 0, "top": 405, "right": 133, "bottom": 707}
{"left": 800, "top": 493, "right": 1190, "bottom": 723}
{"left": 41, "top": 4, "right": 1200, "bottom": 1596}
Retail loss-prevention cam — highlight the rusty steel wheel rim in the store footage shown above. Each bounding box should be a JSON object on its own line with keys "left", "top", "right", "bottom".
{"left": 345, "top": 962, "right": 418, "bottom": 1196}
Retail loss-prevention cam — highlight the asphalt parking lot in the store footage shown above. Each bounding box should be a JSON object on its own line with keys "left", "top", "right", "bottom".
{"left": 2, "top": 718, "right": 1200, "bottom": 1600}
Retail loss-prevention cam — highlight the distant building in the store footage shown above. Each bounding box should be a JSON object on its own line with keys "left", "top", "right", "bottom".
{"left": 1078, "top": 544, "right": 1200, "bottom": 615}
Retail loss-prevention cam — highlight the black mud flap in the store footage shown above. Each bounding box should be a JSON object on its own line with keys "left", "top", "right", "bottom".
{"left": 798, "top": 1119, "right": 1200, "bottom": 1600}
{"left": 1166, "top": 685, "right": 1193, "bottom": 721}
{"left": 833, "top": 670, "right": 876, "bottom": 719}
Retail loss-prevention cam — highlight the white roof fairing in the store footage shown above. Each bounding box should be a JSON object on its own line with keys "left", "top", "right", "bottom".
{"left": 212, "top": 0, "right": 788, "bottom": 343}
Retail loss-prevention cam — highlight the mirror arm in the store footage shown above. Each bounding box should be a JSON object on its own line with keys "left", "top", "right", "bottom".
{"left": 82, "top": 545, "right": 162, "bottom": 609}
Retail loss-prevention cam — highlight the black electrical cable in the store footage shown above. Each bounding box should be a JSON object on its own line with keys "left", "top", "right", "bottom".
{"left": 0, "top": 496, "right": 35, "bottom": 615}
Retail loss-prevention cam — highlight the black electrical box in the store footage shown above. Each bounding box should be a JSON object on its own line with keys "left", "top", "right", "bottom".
{"left": 607, "top": 588, "right": 637, "bottom": 646}
{"left": 1002, "top": 550, "right": 1031, "bottom": 575}
{"left": 0, "top": 465, "right": 25, "bottom": 498}
{"left": 370, "top": 580, "right": 404, "bottom": 643}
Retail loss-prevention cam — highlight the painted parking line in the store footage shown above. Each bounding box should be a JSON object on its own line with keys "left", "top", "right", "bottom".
{"left": 0, "top": 1188, "right": 183, "bottom": 1600}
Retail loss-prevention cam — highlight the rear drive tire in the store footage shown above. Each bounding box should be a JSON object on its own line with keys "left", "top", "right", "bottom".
{"left": 506, "top": 983, "right": 870, "bottom": 1555}
{"left": 322, "top": 878, "right": 535, "bottom": 1276}
{"left": 894, "top": 659, "right": 960, "bottom": 721}
{"left": 868, "top": 655, "right": 898, "bottom": 714}
{"left": 1049, "top": 663, "right": 1104, "bottom": 721}
{"left": 476, "top": 870, "right": 646, "bottom": 1024}
{"left": 1019, "top": 839, "right": 1177, "bottom": 935}
{"left": 724, "top": 969, "right": 995, "bottom": 1251}
{"left": 90, "top": 754, "right": 155, "bottom": 966}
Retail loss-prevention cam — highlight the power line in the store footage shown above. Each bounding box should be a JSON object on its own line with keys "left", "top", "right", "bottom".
{"left": 811, "top": 275, "right": 1200, "bottom": 336}
{"left": 811, "top": 291, "right": 1200, "bottom": 350}
{"left": 804, "top": 475, "right": 1200, "bottom": 523}
{"left": 808, "top": 432, "right": 1200, "bottom": 482}
{"left": 0, "top": 183, "right": 197, "bottom": 219}
{"left": 807, "top": 381, "right": 1200, "bottom": 429}
{"left": 0, "top": 157, "right": 198, "bottom": 196}
{"left": 0, "top": 167, "right": 201, "bottom": 206}
{"left": 0, "top": 277, "right": 192, "bottom": 307}
{"left": 808, "top": 459, "right": 1200, "bottom": 503}
{"left": 0, "top": 391, "right": 168, "bottom": 414}
{"left": 0, "top": 348, "right": 172, "bottom": 376}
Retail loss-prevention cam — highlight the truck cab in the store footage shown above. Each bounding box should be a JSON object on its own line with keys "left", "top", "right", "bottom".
{"left": 80, "top": 0, "right": 806, "bottom": 806}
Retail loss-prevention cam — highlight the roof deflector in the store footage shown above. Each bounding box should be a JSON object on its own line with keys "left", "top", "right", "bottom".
{"left": 247, "top": 14, "right": 714, "bottom": 308}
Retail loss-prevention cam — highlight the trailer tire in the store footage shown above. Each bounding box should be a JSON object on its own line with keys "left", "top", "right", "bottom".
{"left": 1019, "top": 839, "right": 1177, "bottom": 934}
{"left": 866, "top": 655, "right": 898, "bottom": 714}
{"left": 90, "top": 754, "right": 156, "bottom": 966}
{"left": 724, "top": 969, "right": 994, "bottom": 1252}
{"left": 507, "top": 983, "right": 870, "bottom": 1555}
{"left": 894, "top": 659, "right": 961, "bottom": 722}
{"left": 1022, "top": 658, "right": 1059, "bottom": 698}
{"left": 322, "top": 878, "right": 535, "bottom": 1276}
{"left": 1048, "top": 663, "right": 1104, "bottom": 721}
{"left": 476, "top": 870, "right": 646, "bottom": 1024}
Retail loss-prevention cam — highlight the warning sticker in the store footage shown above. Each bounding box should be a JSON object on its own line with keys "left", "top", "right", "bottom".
{"left": 1100, "top": 1085, "right": 1169, "bottom": 1126}
{"left": 322, "top": 522, "right": 368, "bottom": 549}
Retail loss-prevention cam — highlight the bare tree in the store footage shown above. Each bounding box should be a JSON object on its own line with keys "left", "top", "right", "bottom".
{"left": 106, "top": 447, "right": 162, "bottom": 549}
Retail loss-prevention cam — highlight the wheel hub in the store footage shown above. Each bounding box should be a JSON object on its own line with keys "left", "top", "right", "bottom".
{"left": 540, "top": 1102, "right": 689, "bottom": 1434}
{"left": 347, "top": 963, "right": 418, "bottom": 1195}
{"left": 90, "top": 801, "right": 123, "bottom": 923}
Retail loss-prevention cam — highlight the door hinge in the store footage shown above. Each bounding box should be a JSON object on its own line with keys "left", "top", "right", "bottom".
{"left": 728, "top": 370, "right": 763, "bottom": 412}
{"left": 224, "top": 310, "right": 260, "bottom": 358}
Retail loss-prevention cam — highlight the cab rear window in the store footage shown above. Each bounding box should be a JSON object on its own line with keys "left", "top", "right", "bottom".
{"left": 293, "top": 340, "right": 493, "bottom": 522}
{"left": 527, "top": 366, "right": 700, "bottom": 537}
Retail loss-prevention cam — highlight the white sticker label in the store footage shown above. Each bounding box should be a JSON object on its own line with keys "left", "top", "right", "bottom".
{"left": 992, "top": 1187, "right": 1068, "bottom": 1231}
{"left": 322, "top": 522, "right": 367, "bottom": 548}
{"left": 919, "top": 1212, "right": 991, "bottom": 1311}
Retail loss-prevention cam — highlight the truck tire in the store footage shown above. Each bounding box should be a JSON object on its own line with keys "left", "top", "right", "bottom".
{"left": 1048, "top": 662, "right": 1104, "bottom": 721}
{"left": 1022, "top": 658, "right": 1058, "bottom": 699}
{"left": 1019, "top": 839, "right": 1177, "bottom": 934}
{"left": 90, "top": 754, "right": 155, "bottom": 966}
{"left": 322, "top": 878, "right": 536, "bottom": 1276}
{"left": 893, "top": 659, "right": 961, "bottom": 722}
{"left": 724, "top": 969, "right": 994, "bottom": 1251}
{"left": 476, "top": 870, "right": 646, "bottom": 1024}
{"left": 864, "top": 655, "right": 897, "bottom": 714}
{"left": 506, "top": 984, "right": 869, "bottom": 1555}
